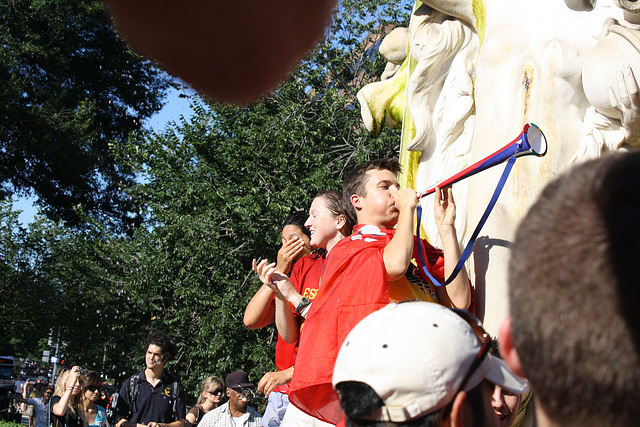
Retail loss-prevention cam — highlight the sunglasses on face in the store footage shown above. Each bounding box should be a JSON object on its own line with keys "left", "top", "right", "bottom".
{"left": 85, "top": 386, "right": 102, "bottom": 392}
{"left": 233, "top": 384, "right": 263, "bottom": 402}
{"left": 208, "top": 389, "right": 222, "bottom": 395}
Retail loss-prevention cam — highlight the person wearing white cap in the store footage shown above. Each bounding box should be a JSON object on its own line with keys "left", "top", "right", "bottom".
{"left": 332, "top": 302, "right": 529, "bottom": 426}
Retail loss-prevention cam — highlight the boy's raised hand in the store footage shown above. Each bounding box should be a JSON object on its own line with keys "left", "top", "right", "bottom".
{"left": 383, "top": 187, "right": 418, "bottom": 281}
{"left": 434, "top": 186, "right": 456, "bottom": 227}
{"left": 393, "top": 188, "right": 418, "bottom": 212}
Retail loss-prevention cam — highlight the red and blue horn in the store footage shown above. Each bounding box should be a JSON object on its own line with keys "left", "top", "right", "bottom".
{"left": 417, "top": 123, "right": 547, "bottom": 199}
{"left": 415, "top": 123, "right": 547, "bottom": 287}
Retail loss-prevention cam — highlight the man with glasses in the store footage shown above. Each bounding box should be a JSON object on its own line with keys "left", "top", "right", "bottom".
{"left": 116, "top": 331, "right": 186, "bottom": 427}
{"left": 199, "top": 371, "right": 261, "bottom": 427}
{"left": 332, "top": 302, "right": 528, "bottom": 426}
{"left": 499, "top": 151, "right": 640, "bottom": 427}
{"left": 11, "top": 385, "right": 53, "bottom": 427}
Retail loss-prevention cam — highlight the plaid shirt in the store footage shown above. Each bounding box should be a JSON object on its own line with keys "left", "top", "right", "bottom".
{"left": 199, "top": 402, "right": 261, "bottom": 427}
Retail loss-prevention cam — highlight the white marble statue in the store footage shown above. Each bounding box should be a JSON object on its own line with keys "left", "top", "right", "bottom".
{"left": 579, "top": 0, "right": 640, "bottom": 159}
{"left": 358, "top": 4, "right": 479, "bottom": 243}
{"left": 358, "top": 0, "right": 640, "bottom": 333}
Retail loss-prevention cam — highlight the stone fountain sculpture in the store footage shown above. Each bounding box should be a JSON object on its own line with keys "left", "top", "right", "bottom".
{"left": 358, "top": 0, "right": 640, "bottom": 332}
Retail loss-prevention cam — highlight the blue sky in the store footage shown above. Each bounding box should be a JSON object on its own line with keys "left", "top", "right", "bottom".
{"left": 147, "top": 81, "right": 198, "bottom": 131}
{"left": 12, "top": 82, "right": 197, "bottom": 226}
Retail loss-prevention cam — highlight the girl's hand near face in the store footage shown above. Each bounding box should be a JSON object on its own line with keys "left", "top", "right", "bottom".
{"left": 276, "top": 236, "right": 306, "bottom": 274}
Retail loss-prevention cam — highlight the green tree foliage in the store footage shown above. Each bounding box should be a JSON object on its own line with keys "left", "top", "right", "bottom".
{"left": 0, "top": 201, "right": 51, "bottom": 356}
{"left": 1, "top": 0, "right": 412, "bottom": 397}
{"left": 0, "top": 0, "right": 170, "bottom": 229}
{"left": 0, "top": 203, "right": 140, "bottom": 378}
{"left": 108, "top": 0, "right": 412, "bottom": 393}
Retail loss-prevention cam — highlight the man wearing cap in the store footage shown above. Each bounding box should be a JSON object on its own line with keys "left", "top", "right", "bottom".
{"left": 199, "top": 371, "right": 261, "bottom": 427}
{"left": 332, "top": 302, "right": 528, "bottom": 426}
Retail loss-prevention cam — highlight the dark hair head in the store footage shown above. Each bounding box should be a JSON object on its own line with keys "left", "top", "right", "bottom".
{"left": 489, "top": 338, "right": 500, "bottom": 359}
{"left": 144, "top": 330, "right": 178, "bottom": 361}
{"left": 283, "top": 212, "right": 311, "bottom": 239}
{"left": 315, "top": 190, "right": 356, "bottom": 236}
{"left": 342, "top": 159, "right": 401, "bottom": 221}
{"left": 509, "top": 152, "right": 640, "bottom": 426}
{"left": 336, "top": 381, "right": 385, "bottom": 425}
{"left": 83, "top": 371, "right": 102, "bottom": 389}
{"left": 335, "top": 380, "right": 486, "bottom": 427}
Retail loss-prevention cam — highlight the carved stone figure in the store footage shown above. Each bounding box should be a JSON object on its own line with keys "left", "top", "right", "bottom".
{"left": 358, "top": 0, "right": 640, "bottom": 332}
{"left": 580, "top": 0, "right": 640, "bottom": 159}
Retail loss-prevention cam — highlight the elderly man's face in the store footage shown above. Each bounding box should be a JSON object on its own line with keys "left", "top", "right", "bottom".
{"left": 226, "top": 387, "right": 247, "bottom": 412}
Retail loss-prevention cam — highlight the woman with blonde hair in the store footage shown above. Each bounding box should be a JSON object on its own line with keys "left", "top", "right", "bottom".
{"left": 185, "top": 376, "right": 224, "bottom": 427}
{"left": 51, "top": 366, "right": 83, "bottom": 427}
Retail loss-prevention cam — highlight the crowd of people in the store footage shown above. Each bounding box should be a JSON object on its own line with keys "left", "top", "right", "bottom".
{"left": 12, "top": 152, "right": 640, "bottom": 427}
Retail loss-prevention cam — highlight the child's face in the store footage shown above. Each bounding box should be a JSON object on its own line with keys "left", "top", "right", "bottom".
{"left": 305, "top": 196, "right": 340, "bottom": 249}
{"left": 355, "top": 168, "right": 400, "bottom": 228}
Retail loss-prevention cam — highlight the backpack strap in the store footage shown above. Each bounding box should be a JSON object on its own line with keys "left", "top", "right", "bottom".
{"left": 171, "top": 379, "right": 179, "bottom": 421}
{"left": 128, "top": 375, "right": 141, "bottom": 421}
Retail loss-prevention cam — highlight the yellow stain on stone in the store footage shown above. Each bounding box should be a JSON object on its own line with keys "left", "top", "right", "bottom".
{"left": 398, "top": 1, "right": 422, "bottom": 191}
{"left": 473, "top": 0, "right": 486, "bottom": 44}
{"left": 399, "top": 51, "right": 419, "bottom": 191}
{"left": 360, "top": 58, "right": 410, "bottom": 138}
{"left": 398, "top": 2, "right": 425, "bottom": 239}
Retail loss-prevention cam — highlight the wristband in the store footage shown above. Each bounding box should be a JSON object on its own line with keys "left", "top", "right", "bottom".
{"left": 295, "top": 297, "right": 311, "bottom": 314}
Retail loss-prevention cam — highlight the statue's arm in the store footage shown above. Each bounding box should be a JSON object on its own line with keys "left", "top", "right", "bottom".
{"left": 610, "top": 64, "right": 640, "bottom": 145}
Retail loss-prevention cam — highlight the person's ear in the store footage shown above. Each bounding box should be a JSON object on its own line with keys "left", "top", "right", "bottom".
{"left": 447, "top": 391, "right": 471, "bottom": 427}
{"left": 350, "top": 194, "right": 362, "bottom": 211}
{"left": 498, "top": 315, "right": 526, "bottom": 378}
{"left": 336, "top": 214, "right": 346, "bottom": 229}
{"left": 226, "top": 388, "right": 231, "bottom": 398}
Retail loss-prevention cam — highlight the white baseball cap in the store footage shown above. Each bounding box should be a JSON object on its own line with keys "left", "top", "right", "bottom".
{"left": 332, "top": 302, "right": 529, "bottom": 422}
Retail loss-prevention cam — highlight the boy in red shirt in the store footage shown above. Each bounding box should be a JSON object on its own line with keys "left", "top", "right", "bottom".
{"left": 286, "top": 159, "right": 471, "bottom": 425}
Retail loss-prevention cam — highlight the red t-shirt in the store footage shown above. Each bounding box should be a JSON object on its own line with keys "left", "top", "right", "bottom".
{"left": 288, "top": 225, "right": 446, "bottom": 424}
{"left": 272, "top": 254, "right": 323, "bottom": 394}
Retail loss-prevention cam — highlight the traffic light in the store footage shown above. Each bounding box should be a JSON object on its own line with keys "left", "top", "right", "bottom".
{"left": 60, "top": 355, "right": 65, "bottom": 365}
